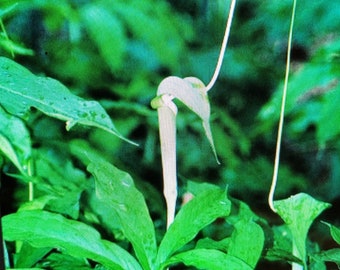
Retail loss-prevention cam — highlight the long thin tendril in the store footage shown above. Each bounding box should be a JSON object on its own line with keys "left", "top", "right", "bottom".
{"left": 206, "top": 0, "right": 236, "bottom": 92}
{"left": 268, "top": 0, "right": 297, "bottom": 213}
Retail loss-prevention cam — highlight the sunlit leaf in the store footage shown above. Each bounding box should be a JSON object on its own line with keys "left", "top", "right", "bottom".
{"left": 162, "top": 249, "right": 252, "bottom": 270}
{"left": 264, "top": 225, "right": 301, "bottom": 264}
{"left": 35, "top": 252, "right": 93, "bottom": 270}
{"left": 274, "top": 193, "right": 331, "bottom": 263}
{"left": 0, "top": 57, "right": 135, "bottom": 145}
{"left": 156, "top": 188, "right": 231, "bottom": 265}
{"left": 14, "top": 243, "right": 51, "bottom": 268}
{"left": 312, "top": 248, "right": 340, "bottom": 266}
{"left": 0, "top": 106, "right": 31, "bottom": 174}
{"left": 3, "top": 210, "right": 142, "bottom": 270}
{"left": 33, "top": 147, "right": 88, "bottom": 219}
{"left": 87, "top": 160, "right": 157, "bottom": 270}
{"left": 322, "top": 222, "right": 340, "bottom": 246}
{"left": 228, "top": 219, "right": 264, "bottom": 268}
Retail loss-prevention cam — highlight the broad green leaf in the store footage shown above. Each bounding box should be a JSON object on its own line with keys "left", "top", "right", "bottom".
{"left": 0, "top": 57, "right": 135, "bottom": 145}
{"left": 226, "top": 199, "right": 264, "bottom": 268}
{"left": 161, "top": 249, "right": 252, "bottom": 270}
{"left": 35, "top": 253, "right": 93, "bottom": 270}
{"left": 156, "top": 188, "right": 231, "bottom": 265}
{"left": 274, "top": 193, "right": 331, "bottom": 264}
{"left": 33, "top": 148, "right": 89, "bottom": 219}
{"left": 227, "top": 198, "right": 262, "bottom": 224}
{"left": 69, "top": 139, "right": 107, "bottom": 166}
{"left": 228, "top": 219, "right": 264, "bottom": 268}
{"left": 156, "top": 76, "right": 218, "bottom": 162}
{"left": 312, "top": 248, "right": 340, "bottom": 266}
{"left": 3, "top": 210, "right": 142, "bottom": 270}
{"left": 264, "top": 225, "right": 302, "bottom": 264}
{"left": 81, "top": 4, "right": 126, "bottom": 72}
{"left": 87, "top": 160, "right": 157, "bottom": 270}
{"left": 322, "top": 222, "right": 340, "bottom": 246}
{"left": 195, "top": 237, "right": 230, "bottom": 252}
{"left": 18, "top": 196, "right": 54, "bottom": 212}
{"left": 0, "top": 135, "right": 24, "bottom": 174}
{"left": 15, "top": 243, "right": 51, "bottom": 268}
{"left": 0, "top": 106, "right": 31, "bottom": 174}
{"left": 186, "top": 180, "right": 221, "bottom": 196}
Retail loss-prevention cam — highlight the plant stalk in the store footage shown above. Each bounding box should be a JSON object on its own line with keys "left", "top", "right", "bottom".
{"left": 206, "top": 0, "right": 236, "bottom": 91}
{"left": 268, "top": 0, "right": 297, "bottom": 213}
{"left": 156, "top": 100, "right": 177, "bottom": 228}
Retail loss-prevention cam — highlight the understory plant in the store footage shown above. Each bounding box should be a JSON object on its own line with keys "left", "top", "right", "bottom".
{"left": 1, "top": 0, "right": 340, "bottom": 269}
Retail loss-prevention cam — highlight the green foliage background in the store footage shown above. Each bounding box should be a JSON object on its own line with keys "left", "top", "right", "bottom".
{"left": 1, "top": 0, "right": 340, "bottom": 269}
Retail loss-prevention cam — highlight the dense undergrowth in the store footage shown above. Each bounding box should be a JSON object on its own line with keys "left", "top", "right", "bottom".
{"left": 1, "top": 0, "right": 340, "bottom": 269}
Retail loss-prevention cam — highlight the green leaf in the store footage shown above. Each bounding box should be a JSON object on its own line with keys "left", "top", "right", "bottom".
{"left": 312, "top": 248, "right": 340, "bottom": 266}
{"left": 0, "top": 106, "right": 31, "bottom": 174}
{"left": 87, "top": 160, "right": 157, "bottom": 270}
{"left": 186, "top": 180, "right": 221, "bottom": 196}
{"left": 265, "top": 225, "right": 302, "bottom": 264}
{"left": 162, "top": 249, "right": 252, "bottom": 270}
{"left": 80, "top": 4, "right": 126, "bottom": 72}
{"left": 322, "top": 222, "right": 340, "bottom": 245}
{"left": 228, "top": 219, "right": 264, "bottom": 268}
{"left": 195, "top": 237, "right": 230, "bottom": 252}
{"left": 0, "top": 135, "right": 24, "bottom": 174}
{"left": 3, "top": 210, "right": 142, "bottom": 270}
{"left": 35, "top": 253, "right": 93, "bottom": 270}
{"left": 33, "top": 147, "right": 89, "bottom": 219}
{"left": 0, "top": 57, "right": 135, "bottom": 145}
{"left": 274, "top": 193, "right": 331, "bottom": 264}
{"left": 15, "top": 243, "right": 51, "bottom": 268}
{"left": 156, "top": 188, "right": 231, "bottom": 265}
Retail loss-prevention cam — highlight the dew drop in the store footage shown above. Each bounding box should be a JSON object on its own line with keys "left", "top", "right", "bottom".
{"left": 118, "top": 204, "right": 128, "bottom": 211}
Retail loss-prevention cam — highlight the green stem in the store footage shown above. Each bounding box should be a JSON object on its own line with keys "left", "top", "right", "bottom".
{"left": 27, "top": 159, "right": 34, "bottom": 202}
{"left": 292, "top": 241, "right": 305, "bottom": 270}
